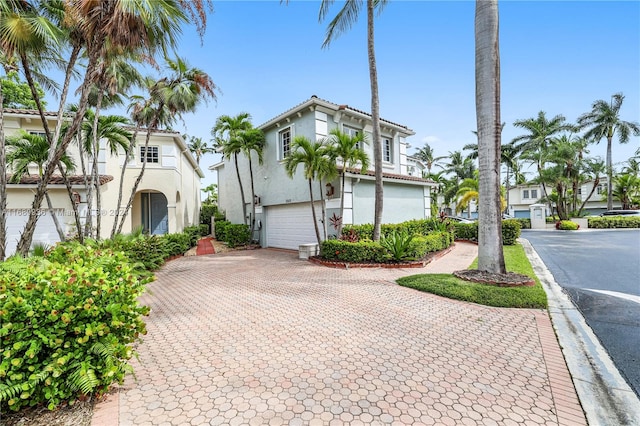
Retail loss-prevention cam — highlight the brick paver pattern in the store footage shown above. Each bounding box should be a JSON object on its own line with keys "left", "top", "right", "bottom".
{"left": 109, "top": 249, "right": 581, "bottom": 425}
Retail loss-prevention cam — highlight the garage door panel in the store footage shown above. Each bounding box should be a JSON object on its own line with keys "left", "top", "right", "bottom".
{"left": 4, "top": 209, "right": 65, "bottom": 256}
{"left": 266, "top": 202, "right": 321, "bottom": 250}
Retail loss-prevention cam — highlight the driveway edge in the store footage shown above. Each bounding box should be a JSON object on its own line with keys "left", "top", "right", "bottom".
{"left": 521, "top": 238, "right": 640, "bottom": 425}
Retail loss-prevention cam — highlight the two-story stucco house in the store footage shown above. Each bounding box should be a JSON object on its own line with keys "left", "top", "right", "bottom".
{"left": 211, "top": 96, "right": 437, "bottom": 250}
{"left": 3, "top": 108, "right": 203, "bottom": 256}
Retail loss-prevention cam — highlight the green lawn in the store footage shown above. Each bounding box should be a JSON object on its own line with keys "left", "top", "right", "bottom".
{"left": 396, "top": 244, "right": 548, "bottom": 309}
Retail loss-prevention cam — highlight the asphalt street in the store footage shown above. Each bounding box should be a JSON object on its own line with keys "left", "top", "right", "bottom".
{"left": 522, "top": 229, "right": 640, "bottom": 397}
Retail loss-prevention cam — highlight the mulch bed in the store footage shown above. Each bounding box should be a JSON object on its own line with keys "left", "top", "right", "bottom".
{"left": 453, "top": 269, "right": 535, "bottom": 287}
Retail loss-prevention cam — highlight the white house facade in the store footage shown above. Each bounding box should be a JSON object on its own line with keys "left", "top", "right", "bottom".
{"left": 211, "top": 96, "right": 437, "bottom": 250}
{"left": 3, "top": 109, "right": 203, "bottom": 256}
{"left": 507, "top": 180, "right": 612, "bottom": 218}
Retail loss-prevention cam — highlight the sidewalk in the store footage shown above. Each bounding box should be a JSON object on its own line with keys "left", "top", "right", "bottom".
{"left": 92, "top": 242, "right": 586, "bottom": 425}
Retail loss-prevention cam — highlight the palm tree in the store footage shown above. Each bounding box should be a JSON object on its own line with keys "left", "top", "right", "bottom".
{"left": 612, "top": 174, "right": 640, "bottom": 210}
{"left": 212, "top": 113, "right": 253, "bottom": 226}
{"left": 80, "top": 111, "right": 132, "bottom": 238}
{"left": 284, "top": 136, "right": 333, "bottom": 246}
{"left": 6, "top": 131, "right": 75, "bottom": 240}
{"left": 414, "top": 142, "right": 445, "bottom": 175}
{"left": 237, "top": 128, "right": 266, "bottom": 237}
{"left": 320, "top": 0, "right": 387, "bottom": 241}
{"left": 475, "top": 0, "right": 505, "bottom": 274}
{"left": 13, "top": 0, "right": 210, "bottom": 255}
{"left": 187, "top": 135, "right": 215, "bottom": 165}
{"left": 578, "top": 93, "right": 640, "bottom": 210}
{"left": 0, "top": 67, "right": 7, "bottom": 260}
{"left": 456, "top": 177, "right": 479, "bottom": 219}
{"left": 116, "top": 56, "right": 217, "bottom": 235}
{"left": 325, "top": 128, "right": 369, "bottom": 235}
{"left": 511, "top": 111, "right": 575, "bottom": 211}
{"left": 577, "top": 158, "right": 605, "bottom": 215}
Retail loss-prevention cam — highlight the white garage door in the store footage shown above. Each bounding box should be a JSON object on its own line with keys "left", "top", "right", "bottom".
{"left": 4, "top": 209, "right": 65, "bottom": 256}
{"left": 265, "top": 202, "right": 321, "bottom": 250}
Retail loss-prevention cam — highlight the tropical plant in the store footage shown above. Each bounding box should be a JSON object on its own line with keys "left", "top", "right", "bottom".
{"left": 284, "top": 136, "right": 333, "bottom": 246}
{"left": 6, "top": 131, "right": 75, "bottom": 240}
{"left": 187, "top": 135, "right": 214, "bottom": 165}
{"left": 456, "top": 177, "right": 479, "bottom": 218}
{"left": 414, "top": 142, "right": 445, "bottom": 175}
{"left": 115, "top": 56, "right": 217, "bottom": 235}
{"left": 319, "top": 0, "right": 388, "bottom": 241}
{"left": 237, "top": 128, "right": 266, "bottom": 238}
{"left": 612, "top": 173, "right": 640, "bottom": 210}
{"left": 10, "top": 0, "right": 213, "bottom": 256}
{"left": 380, "top": 230, "right": 415, "bottom": 261}
{"left": 325, "top": 128, "right": 370, "bottom": 235}
{"left": 578, "top": 93, "right": 640, "bottom": 210}
{"left": 475, "top": 0, "right": 505, "bottom": 274}
{"left": 212, "top": 113, "right": 253, "bottom": 225}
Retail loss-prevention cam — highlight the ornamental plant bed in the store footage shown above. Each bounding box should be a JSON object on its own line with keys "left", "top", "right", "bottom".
{"left": 453, "top": 269, "right": 535, "bottom": 287}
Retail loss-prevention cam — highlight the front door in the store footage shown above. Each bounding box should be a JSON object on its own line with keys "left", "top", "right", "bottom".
{"left": 141, "top": 192, "right": 169, "bottom": 235}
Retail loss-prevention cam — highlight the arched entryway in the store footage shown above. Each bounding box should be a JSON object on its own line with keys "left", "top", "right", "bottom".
{"left": 141, "top": 191, "right": 169, "bottom": 235}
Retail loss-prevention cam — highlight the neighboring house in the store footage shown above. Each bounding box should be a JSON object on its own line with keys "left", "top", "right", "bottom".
{"left": 211, "top": 96, "right": 437, "bottom": 250}
{"left": 507, "top": 180, "right": 613, "bottom": 218}
{"left": 3, "top": 109, "right": 203, "bottom": 256}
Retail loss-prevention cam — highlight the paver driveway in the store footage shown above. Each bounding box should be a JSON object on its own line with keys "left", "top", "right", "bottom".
{"left": 92, "top": 246, "right": 585, "bottom": 425}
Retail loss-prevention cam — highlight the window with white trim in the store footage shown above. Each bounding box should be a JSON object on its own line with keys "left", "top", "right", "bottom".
{"left": 522, "top": 190, "right": 529, "bottom": 199}
{"left": 29, "top": 131, "right": 48, "bottom": 139}
{"left": 344, "top": 125, "right": 362, "bottom": 150}
{"left": 530, "top": 189, "right": 538, "bottom": 199}
{"left": 278, "top": 127, "right": 292, "bottom": 159}
{"left": 140, "top": 146, "right": 159, "bottom": 163}
{"left": 383, "top": 138, "right": 393, "bottom": 163}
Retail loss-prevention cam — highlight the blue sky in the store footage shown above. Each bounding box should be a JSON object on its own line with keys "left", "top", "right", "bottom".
{"left": 48, "top": 1, "right": 640, "bottom": 189}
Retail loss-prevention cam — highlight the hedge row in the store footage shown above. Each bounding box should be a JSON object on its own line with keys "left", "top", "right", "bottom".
{"left": 341, "top": 218, "right": 453, "bottom": 241}
{"left": 587, "top": 216, "right": 640, "bottom": 229}
{"left": 321, "top": 230, "right": 453, "bottom": 263}
{"left": 0, "top": 245, "right": 150, "bottom": 412}
{"left": 452, "top": 219, "right": 521, "bottom": 245}
{"left": 214, "top": 220, "right": 251, "bottom": 248}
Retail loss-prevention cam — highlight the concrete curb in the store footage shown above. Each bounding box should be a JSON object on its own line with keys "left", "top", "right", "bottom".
{"left": 521, "top": 238, "right": 640, "bottom": 425}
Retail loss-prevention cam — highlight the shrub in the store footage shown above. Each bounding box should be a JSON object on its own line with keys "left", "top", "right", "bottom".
{"left": 183, "top": 225, "right": 204, "bottom": 246}
{"left": 321, "top": 239, "right": 388, "bottom": 263}
{"left": 515, "top": 218, "right": 531, "bottom": 229}
{"left": 0, "top": 245, "right": 150, "bottom": 412}
{"left": 587, "top": 216, "right": 640, "bottom": 229}
{"left": 453, "top": 220, "right": 520, "bottom": 245}
{"left": 341, "top": 224, "right": 373, "bottom": 240}
{"left": 214, "top": 220, "right": 231, "bottom": 242}
{"left": 161, "top": 233, "right": 191, "bottom": 257}
{"left": 556, "top": 220, "right": 579, "bottom": 230}
{"left": 380, "top": 231, "right": 415, "bottom": 261}
{"left": 407, "top": 231, "right": 453, "bottom": 259}
{"left": 502, "top": 219, "right": 522, "bottom": 245}
{"left": 224, "top": 224, "right": 251, "bottom": 248}
{"left": 200, "top": 203, "right": 223, "bottom": 228}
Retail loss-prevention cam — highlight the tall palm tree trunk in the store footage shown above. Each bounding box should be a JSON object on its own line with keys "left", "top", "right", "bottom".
{"left": 475, "top": 0, "right": 505, "bottom": 274}
{"left": 44, "top": 191, "right": 66, "bottom": 241}
{"left": 368, "top": 0, "right": 383, "bottom": 242}
{"left": 111, "top": 128, "right": 139, "bottom": 238}
{"left": 606, "top": 136, "right": 613, "bottom": 210}
{"left": 91, "top": 91, "right": 105, "bottom": 238}
{"left": 308, "top": 179, "right": 322, "bottom": 246}
{"left": 16, "top": 40, "right": 103, "bottom": 256}
{"left": 338, "top": 171, "right": 346, "bottom": 236}
{"left": 0, "top": 84, "right": 7, "bottom": 260}
{"left": 248, "top": 153, "right": 257, "bottom": 237}
{"left": 56, "top": 161, "right": 83, "bottom": 243}
{"left": 318, "top": 180, "right": 327, "bottom": 240}
{"left": 117, "top": 125, "right": 156, "bottom": 235}
{"left": 234, "top": 153, "right": 248, "bottom": 225}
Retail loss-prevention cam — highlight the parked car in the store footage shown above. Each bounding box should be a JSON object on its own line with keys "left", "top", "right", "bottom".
{"left": 443, "top": 216, "right": 475, "bottom": 223}
{"left": 600, "top": 210, "right": 640, "bottom": 217}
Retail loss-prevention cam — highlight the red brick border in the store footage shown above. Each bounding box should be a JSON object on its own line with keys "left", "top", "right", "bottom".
{"left": 534, "top": 311, "right": 588, "bottom": 425}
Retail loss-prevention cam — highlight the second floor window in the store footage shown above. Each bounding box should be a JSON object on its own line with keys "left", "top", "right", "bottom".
{"left": 344, "top": 125, "right": 362, "bottom": 150}
{"left": 279, "top": 127, "right": 292, "bottom": 159}
{"left": 523, "top": 190, "right": 529, "bottom": 199}
{"left": 530, "top": 189, "right": 538, "bottom": 199}
{"left": 141, "top": 146, "right": 159, "bottom": 163}
{"left": 383, "top": 138, "right": 392, "bottom": 163}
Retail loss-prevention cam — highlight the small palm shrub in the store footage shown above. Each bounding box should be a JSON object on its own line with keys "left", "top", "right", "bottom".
{"left": 380, "top": 231, "right": 415, "bottom": 261}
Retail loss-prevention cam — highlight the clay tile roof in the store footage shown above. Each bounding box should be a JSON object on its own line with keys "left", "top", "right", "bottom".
{"left": 6, "top": 174, "right": 114, "bottom": 186}
{"left": 259, "top": 96, "right": 413, "bottom": 132}
{"left": 344, "top": 167, "right": 434, "bottom": 184}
